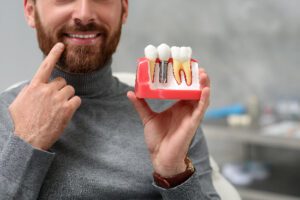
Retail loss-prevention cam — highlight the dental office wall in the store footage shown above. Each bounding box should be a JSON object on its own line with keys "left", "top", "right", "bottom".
{"left": 1, "top": 0, "right": 299, "bottom": 108}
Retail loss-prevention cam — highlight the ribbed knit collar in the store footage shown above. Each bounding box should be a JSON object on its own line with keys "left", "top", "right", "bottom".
{"left": 50, "top": 59, "right": 114, "bottom": 98}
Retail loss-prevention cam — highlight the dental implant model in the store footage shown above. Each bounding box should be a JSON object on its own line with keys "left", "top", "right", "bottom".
{"left": 135, "top": 43, "right": 201, "bottom": 100}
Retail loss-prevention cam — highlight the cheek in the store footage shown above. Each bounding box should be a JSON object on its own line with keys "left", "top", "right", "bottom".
{"left": 98, "top": 4, "right": 123, "bottom": 30}
{"left": 37, "top": 7, "right": 72, "bottom": 33}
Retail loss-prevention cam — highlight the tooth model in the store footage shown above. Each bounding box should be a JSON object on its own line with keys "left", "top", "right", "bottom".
{"left": 157, "top": 44, "right": 171, "bottom": 83}
{"left": 144, "top": 45, "right": 158, "bottom": 82}
{"left": 135, "top": 44, "right": 201, "bottom": 100}
{"left": 172, "top": 46, "right": 193, "bottom": 86}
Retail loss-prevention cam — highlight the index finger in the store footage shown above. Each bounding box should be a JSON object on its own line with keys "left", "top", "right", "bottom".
{"left": 32, "top": 43, "right": 65, "bottom": 84}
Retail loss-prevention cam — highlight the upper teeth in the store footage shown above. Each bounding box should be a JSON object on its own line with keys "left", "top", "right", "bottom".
{"left": 69, "top": 34, "right": 97, "bottom": 39}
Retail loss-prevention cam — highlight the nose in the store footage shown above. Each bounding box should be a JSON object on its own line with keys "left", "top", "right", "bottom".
{"left": 72, "top": 0, "right": 96, "bottom": 25}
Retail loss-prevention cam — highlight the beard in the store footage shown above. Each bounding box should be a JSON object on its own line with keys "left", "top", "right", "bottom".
{"left": 34, "top": 11, "right": 122, "bottom": 73}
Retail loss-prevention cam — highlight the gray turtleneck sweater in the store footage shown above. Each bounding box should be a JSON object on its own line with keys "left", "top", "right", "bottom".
{"left": 0, "top": 61, "right": 220, "bottom": 200}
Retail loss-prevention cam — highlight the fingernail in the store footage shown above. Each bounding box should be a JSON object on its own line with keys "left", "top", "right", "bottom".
{"left": 56, "top": 43, "right": 64, "bottom": 50}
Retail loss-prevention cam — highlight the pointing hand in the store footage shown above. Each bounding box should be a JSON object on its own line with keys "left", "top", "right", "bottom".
{"left": 9, "top": 43, "right": 81, "bottom": 151}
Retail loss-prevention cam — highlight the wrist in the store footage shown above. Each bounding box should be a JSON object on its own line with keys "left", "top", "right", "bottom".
{"left": 153, "top": 157, "right": 195, "bottom": 189}
{"left": 14, "top": 131, "right": 48, "bottom": 151}
{"left": 154, "top": 160, "right": 187, "bottom": 177}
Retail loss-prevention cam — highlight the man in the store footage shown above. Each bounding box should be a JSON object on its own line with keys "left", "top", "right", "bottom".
{"left": 0, "top": 0, "right": 220, "bottom": 199}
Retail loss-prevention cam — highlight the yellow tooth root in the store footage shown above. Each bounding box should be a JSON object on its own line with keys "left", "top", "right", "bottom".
{"left": 173, "top": 59, "right": 182, "bottom": 85}
{"left": 149, "top": 60, "right": 156, "bottom": 82}
{"left": 182, "top": 60, "right": 192, "bottom": 86}
{"left": 172, "top": 59, "right": 192, "bottom": 85}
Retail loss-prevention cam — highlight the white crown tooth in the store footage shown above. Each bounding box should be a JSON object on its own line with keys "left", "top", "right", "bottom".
{"left": 144, "top": 45, "right": 158, "bottom": 60}
{"left": 171, "top": 46, "right": 181, "bottom": 60}
{"left": 157, "top": 43, "right": 171, "bottom": 61}
{"left": 180, "top": 47, "right": 190, "bottom": 62}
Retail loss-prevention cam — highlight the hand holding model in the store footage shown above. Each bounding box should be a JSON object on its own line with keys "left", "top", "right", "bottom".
{"left": 128, "top": 44, "right": 210, "bottom": 177}
{"left": 9, "top": 43, "right": 81, "bottom": 151}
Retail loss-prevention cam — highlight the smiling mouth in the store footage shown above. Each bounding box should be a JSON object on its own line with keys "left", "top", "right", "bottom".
{"left": 64, "top": 33, "right": 102, "bottom": 39}
{"left": 63, "top": 33, "right": 103, "bottom": 46}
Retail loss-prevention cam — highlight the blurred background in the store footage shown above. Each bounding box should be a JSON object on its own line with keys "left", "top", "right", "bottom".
{"left": 1, "top": 0, "right": 300, "bottom": 199}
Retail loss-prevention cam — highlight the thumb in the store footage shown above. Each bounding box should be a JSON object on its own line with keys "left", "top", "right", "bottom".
{"left": 127, "top": 91, "right": 155, "bottom": 125}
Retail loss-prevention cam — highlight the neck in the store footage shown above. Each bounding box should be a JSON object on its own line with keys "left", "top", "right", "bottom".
{"left": 50, "top": 59, "right": 114, "bottom": 98}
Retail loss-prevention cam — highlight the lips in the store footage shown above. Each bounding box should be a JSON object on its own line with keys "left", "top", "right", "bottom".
{"left": 67, "top": 33, "right": 100, "bottom": 39}
{"left": 64, "top": 32, "right": 102, "bottom": 45}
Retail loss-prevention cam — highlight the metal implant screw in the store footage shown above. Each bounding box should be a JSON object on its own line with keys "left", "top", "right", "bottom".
{"left": 159, "top": 60, "right": 168, "bottom": 83}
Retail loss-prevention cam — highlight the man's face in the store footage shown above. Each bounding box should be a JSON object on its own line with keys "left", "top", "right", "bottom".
{"left": 25, "top": 0, "right": 128, "bottom": 73}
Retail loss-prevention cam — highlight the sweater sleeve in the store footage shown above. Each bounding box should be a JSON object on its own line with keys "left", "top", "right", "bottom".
{"left": 153, "top": 127, "right": 221, "bottom": 200}
{"left": 0, "top": 99, "right": 55, "bottom": 200}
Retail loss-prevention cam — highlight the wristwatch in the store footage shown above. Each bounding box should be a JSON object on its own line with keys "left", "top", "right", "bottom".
{"left": 153, "top": 157, "right": 195, "bottom": 189}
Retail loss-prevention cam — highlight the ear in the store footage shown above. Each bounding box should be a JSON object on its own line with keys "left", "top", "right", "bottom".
{"left": 24, "top": 0, "right": 36, "bottom": 28}
{"left": 121, "top": 0, "right": 129, "bottom": 24}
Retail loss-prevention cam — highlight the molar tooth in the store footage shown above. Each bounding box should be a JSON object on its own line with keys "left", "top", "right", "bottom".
{"left": 171, "top": 47, "right": 193, "bottom": 86}
{"left": 144, "top": 45, "right": 158, "bottom": 82}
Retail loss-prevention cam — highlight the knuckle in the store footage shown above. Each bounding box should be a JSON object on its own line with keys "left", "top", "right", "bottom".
{"left": 53, "top": 94, "right": 61, "bottom": 103}
{"left": 57, "top": 77, "right": 67, "bottom": 86}
{"left": 40, "top": 86, "right": 52, "bottom": 95}
{"left": 76, "top": 96, "right": 82, "bottom": 105}
{"left": 72, "top": 96, "right": 82, "bottom": 108}
{"left": 56, "top": 76, "right": 64, "bottom": 82}
{"left": 67, "top": 85, "right": 75, "bottom": 93}
{"left": 65, "top": 105, "right": 76, "bottom": 116}
{"left": 61, "top": 78, "right": 67, "bottom": 85}
{"left": 73, "top": 96, "right": 82, "bottom": 107}
{"left": 62, "top": 97, "right": 81, "bottom": 116}
{"left": 62, "top": 103, "right": 72, "bottom": 113}
{"left": 29, "top": 81, "right": 40, "bottom": 89}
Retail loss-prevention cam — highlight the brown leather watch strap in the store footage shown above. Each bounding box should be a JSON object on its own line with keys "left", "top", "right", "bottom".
{"left": 153, "top": 157, "right": 195, "bottom": 189}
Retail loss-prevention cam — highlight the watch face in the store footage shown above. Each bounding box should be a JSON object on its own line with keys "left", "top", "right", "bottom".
{"left": 186, "top": 157, "right": 195, "bottom": 171}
